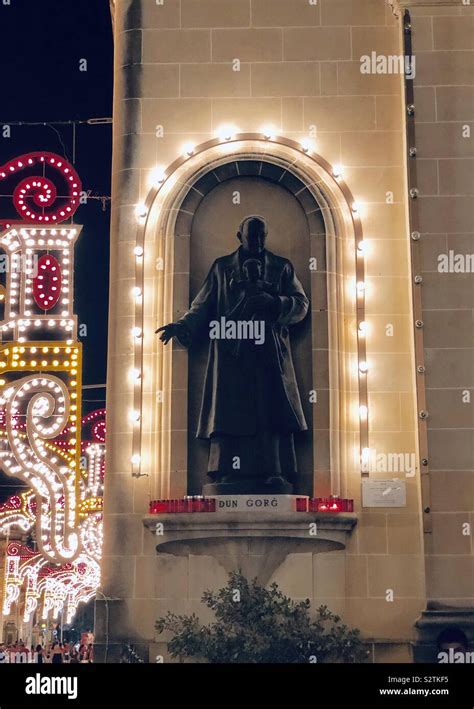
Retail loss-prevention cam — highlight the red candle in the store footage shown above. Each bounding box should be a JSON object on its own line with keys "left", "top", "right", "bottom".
{"left": 204, "top": 497, "right": 216, "bottom": 512}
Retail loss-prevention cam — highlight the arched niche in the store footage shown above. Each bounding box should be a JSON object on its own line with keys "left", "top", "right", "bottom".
{"left": 176, "top": 160, "right": 325, "bottom": 496}
{"left": 137, "top": 138, "right": 362, "bottom": 501}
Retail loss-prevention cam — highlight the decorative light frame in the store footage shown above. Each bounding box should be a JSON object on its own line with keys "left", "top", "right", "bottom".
{"left": 0, "top": 225, "right": 80, "bottom": 341}
{"left": 129, "top": 133, "right": 369, "bottom": 485}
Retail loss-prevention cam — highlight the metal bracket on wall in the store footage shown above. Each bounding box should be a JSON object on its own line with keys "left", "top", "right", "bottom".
{"left": 403, "top": 10, "right": 432, "bottom": 534}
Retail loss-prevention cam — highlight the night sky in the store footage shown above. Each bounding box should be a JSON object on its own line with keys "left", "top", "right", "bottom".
{"left": 0, "top": 0, "right": 113, "bottom": 499}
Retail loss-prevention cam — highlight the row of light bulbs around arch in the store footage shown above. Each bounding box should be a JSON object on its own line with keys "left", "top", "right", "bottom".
{"left": 127, "top": 126, "right": 370, "bottom": 468}
{"left": 133, "top": 125, "right": 366, "bottom": 221}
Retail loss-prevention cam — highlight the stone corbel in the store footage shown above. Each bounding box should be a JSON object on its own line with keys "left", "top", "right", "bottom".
{"left": 143, "top": 512, "right": 357, "bottom": 586}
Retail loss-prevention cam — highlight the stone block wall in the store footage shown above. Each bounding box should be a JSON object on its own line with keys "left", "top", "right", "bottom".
{"left": 102, "top": 0, "right": 430, "bottom": 661}
{"left": 407, "top": 1, "right": 473, "bottom": 609}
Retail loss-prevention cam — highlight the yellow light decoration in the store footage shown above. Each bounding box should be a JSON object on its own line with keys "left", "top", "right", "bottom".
{"left": 78, "top": 497, "right": 104, "bottom": 518}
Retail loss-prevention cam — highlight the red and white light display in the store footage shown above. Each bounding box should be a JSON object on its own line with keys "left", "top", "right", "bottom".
{"left": 33, "top": 254, "right": 62, "bottom": 310}
{"left": 0, "top": 152, "right": 102, "bottom": 630}
{"left": 0, "top": 151, "right": 82, "bottom": 229}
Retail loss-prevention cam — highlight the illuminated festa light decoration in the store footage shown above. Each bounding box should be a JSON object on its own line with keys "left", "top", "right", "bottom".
{"left": 0, "top": 490, "right": 36, "bottom": 533}
{"left": 0, "top": 409, "right": 106, "bottom": 624}
{"left": 0, "top": 151, "right": 81, "bottom": 230}
{"left": 0, "top": 152, "right": 104, "bottom": 627}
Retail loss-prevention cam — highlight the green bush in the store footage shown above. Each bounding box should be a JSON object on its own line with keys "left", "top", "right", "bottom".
{"left": 156, "top": 571, "right": 365, "bottom": 663}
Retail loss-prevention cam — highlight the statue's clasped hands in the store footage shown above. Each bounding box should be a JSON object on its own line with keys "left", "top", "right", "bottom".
{"left": 246, "top": 292, "right": 279, "bottom": 320}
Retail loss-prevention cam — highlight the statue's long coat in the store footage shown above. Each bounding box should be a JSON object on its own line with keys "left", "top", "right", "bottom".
{"left": 178, "top": 248, "right": 309, "bottom": 439}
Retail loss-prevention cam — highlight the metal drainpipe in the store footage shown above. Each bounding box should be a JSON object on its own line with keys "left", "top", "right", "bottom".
{"left": 403, "top": 10, "right": 432, "bottom": 534}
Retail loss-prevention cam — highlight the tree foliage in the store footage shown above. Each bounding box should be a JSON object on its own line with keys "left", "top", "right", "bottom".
{"left": 156, "top": 571, "right": 365, "bottom": 663}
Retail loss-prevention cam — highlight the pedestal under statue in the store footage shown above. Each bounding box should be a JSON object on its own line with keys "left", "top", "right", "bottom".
{"left": 157, "top": 216, "right": 309, "bottom": 494}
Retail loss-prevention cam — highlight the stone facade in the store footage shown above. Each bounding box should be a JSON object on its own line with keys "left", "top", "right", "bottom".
{"left": 401, "top": 0, "right": 474, "bottom": 659}
{"left": 99, "top": 0, "right": 473, "bottom": 663}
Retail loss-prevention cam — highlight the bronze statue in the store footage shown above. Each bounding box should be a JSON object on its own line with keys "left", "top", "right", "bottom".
{"left": 157, "top": 216, "right": 309, "bottom": 494}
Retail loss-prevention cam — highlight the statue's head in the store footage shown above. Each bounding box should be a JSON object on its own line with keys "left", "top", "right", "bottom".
{"left": 237, "top": 215, "right": 267, "bottom": 256}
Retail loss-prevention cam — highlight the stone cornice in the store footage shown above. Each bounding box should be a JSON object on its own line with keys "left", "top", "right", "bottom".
{"left": 389, "top": 0, "right": 466, "bottom": 9}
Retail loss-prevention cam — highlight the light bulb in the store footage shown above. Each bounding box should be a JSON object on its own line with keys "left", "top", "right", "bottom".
{"left": 261, "top": 124, "right": 277, "bottom": 140}
{"left": 134, "top": 246, "right": 144, "bottom": 257}
{"left": 136, "top": 203, "right": 147, "bottom": 220}
{"left": 216, "top": 124, "right": 237, "bottom": 141}
{"left": 132, "top": 327, "right": 142, "bottom": 339}
{"left": 149, "top": 165, "right": 166, "bottom": 186}
{"left": 359, "top": 361, "right": 369, "bottom": 373}
{"left": 132, "top": 286, "right": 142, "bottom": 298}
{"left": 300, "top": 137, "right": 314, "bottom": 153}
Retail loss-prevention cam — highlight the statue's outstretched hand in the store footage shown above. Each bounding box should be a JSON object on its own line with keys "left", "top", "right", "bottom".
{"left": 155, "top": 322, "right": 182, "bottom": 345}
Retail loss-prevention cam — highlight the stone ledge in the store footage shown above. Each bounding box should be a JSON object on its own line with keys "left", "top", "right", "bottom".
{"left": 413, "top": 607, "right": 474, "bottom": 662}
{"left": 143, "top": 512, "right": 357, "bottom": 583}
{"left": 392, "top": 0, "right": 463, "bottom": 7}
{"left": 416, "top": 607, "right": 474, "bottom": 638}
{"left": 143, "top": 511, "right": 357, "bottom": 541}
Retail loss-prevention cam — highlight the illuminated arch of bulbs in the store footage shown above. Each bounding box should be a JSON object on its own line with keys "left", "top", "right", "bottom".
{"left": 130, "top": 129, "right": 369, "bottom": 483}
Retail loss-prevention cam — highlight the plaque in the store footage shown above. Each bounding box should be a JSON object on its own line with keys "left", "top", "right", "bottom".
{"left": 361, "top": 479, "right": 407, "bottom": 508}
{"left": 213, "top": 495, "right": 303, "bottom": 512}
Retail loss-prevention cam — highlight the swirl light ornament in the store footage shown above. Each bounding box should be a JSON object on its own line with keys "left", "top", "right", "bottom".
{"left": 0, "top": 409, "right": 106, "bottom": 625}
{"left": 0, "top": 409, "right": 105, "bottom": 618}
{"left": 1, "top": 374, "right": 78, "bottom": 562}
{"left": 0, "top": 151, "right": 82, "bottom": 229}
